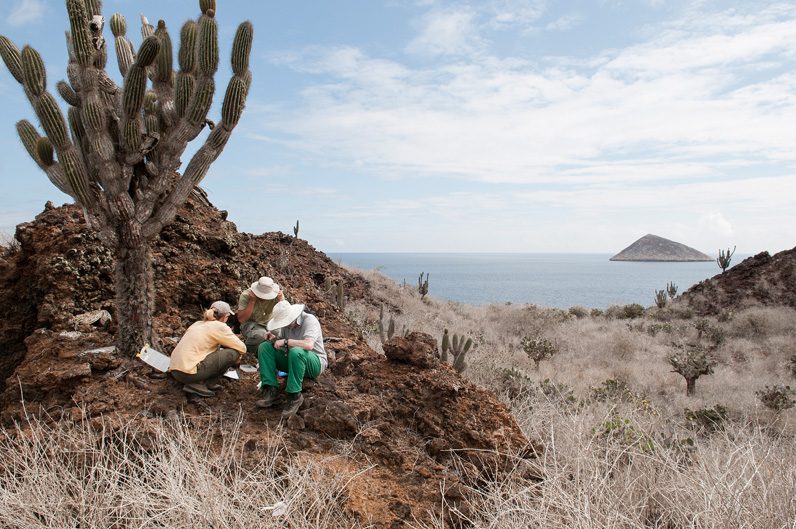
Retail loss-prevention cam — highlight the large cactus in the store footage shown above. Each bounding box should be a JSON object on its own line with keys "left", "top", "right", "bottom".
{"left": 0, "top": 0, "right": 253, "bottom": 357}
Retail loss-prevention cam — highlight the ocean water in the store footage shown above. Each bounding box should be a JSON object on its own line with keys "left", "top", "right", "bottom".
{"left": 328, "top": 253, "right": 731, "bottom": 310}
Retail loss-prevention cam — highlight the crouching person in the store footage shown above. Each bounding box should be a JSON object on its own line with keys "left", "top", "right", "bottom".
{"left": 256, "top": 301, "right": 328, "bottom": 419}
{"left": 169, "top": 301, "right": 246, "bottom": 398}
{"left": 237, "top": 276, "right": 283, "bottom": 354}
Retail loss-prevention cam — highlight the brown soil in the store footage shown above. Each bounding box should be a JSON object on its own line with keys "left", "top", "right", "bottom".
{"left": 0, "top": 198, "right": 541, "bottom": 528}
{"left": 679, "top": 248, "right": 796, "bottom": 315}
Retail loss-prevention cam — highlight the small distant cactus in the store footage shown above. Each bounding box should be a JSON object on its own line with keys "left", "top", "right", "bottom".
{"left": 293, "top": 219, "right": 299, "bottom": 239}
{"left": 335, "top": 282, "right": 346, "bottom": 310}
{"left": 418, "top": 272, "right": 429, "bottom": 299}
{"left": 666, "top": 282, "right": 678, "bottom": 299}
{"left": 378, "top": 305, "right": 396, "bottom": 343}
{"left": 717, "top": 246, "right": 736, "bottom": 273}
{"left": 522, "top": 336, "right": 558, "bottom": 370}
{"left": 668, "top": 348, "right": 717, "bottom": 396}
{"left": 441, "top": 328, "right": 471, "bottom": 373}
{"left": 654, "top": 289, "right": 667, "bottom": 309}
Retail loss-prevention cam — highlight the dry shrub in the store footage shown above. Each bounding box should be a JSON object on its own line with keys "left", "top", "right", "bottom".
{"left": 729, "top": 307, "right": 796, "bottom": 339}
{"left": 432, "top": 395, "right": 796, "bottom": 528}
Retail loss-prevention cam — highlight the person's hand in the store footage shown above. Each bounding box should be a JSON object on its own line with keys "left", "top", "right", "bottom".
{"left": 277, "top": 291, "right": 284, "bottom": 302}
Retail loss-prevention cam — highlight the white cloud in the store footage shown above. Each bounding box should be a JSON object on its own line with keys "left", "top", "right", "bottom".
{"left": 488, "top": 0, "right": 547, "bottom": 28}
{"left": 265, "top": 1, "right": 796, "bottom": 193}
{"left": 6, "top": 0, "right": 44, "bottom": 26}
{"left": 405, "top": 9, "right": 483, "bottom": 56}
{"left": 698, "top": 212, "right": 734, "bottom": 237}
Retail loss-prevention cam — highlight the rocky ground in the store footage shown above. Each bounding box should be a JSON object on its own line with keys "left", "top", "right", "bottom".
{"left": 0, "top": 198, "right": 541, "bottom": 528}
{"left": 679, "top": 247, "right": 796, "bottom": 315}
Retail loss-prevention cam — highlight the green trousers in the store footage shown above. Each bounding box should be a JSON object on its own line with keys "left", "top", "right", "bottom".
{"left": 258, "top": 341, "right": 321, "bottom": 394}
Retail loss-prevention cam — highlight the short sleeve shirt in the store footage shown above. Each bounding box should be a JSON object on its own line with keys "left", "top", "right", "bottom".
{"left": 277, "top": 312, "right": 327, "bottom": 372}
{"left": 237, "top": 288, "right": 280, "bottom": 325}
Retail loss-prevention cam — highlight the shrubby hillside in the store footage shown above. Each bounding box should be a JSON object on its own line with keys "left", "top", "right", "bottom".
{"left": 1, "top": 198, "right": 794, "bottom": 527}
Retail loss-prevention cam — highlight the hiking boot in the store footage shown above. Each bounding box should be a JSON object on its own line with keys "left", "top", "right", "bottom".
{"left": 206, "top": 382, "right": 223, "bottom": 392}
{"left": 256, "top": 385, "right": 282, "bottom": 408}
{"left": 281, "top": 392, "right": 304, "bottom": 420}
{"left": 183, "top": 383, "right": 215, "bottom": 398}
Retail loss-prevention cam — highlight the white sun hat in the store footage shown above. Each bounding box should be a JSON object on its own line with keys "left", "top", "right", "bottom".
{"left": 266, "top": 300, "right": 305, "bottom": 331}
{"left": 251, "top": 276, "right": 280, "bottom": 300}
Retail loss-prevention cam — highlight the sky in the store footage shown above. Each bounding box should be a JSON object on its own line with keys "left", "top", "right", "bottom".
{"left": 0, "top": 0, "right": 795, "bottom": 255}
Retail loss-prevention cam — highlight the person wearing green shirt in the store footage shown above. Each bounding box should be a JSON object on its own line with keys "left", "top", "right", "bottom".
{"left": 237, "top": 276, "right": 283, "bottom": 354}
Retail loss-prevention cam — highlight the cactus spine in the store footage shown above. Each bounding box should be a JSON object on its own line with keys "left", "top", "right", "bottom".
{"left": 0, "top": 0, "right": 253, "bottom": 357}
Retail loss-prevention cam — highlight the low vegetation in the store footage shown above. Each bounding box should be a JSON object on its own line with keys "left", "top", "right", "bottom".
{"left": 1, "top": 264, "right": 795, "bottom": 527}
{"left": 344, "top": 267, "right": 796, "bottom": 527}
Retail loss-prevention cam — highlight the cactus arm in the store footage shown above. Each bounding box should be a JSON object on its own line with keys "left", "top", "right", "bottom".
{"left": 174, "top": 20, "right": 197, "bottom": 119}
{"left": 66, "top": 0, "right": 93, "bottom": 66}
{"left": 16, "top": 120, "right": 72, "bottom": 196}
{"left": 152, "top": 20, "right": 177, "bottom": 129}
{"left": 0, "top": 36, "right": 24, "bottom": 84}
{"left": 141, "top": 19, "right": 252, "bottom": 237}
{"left": 57, "top": 80, "right": 80, "bottom": 107}
{"left": 110, "top": 13, "right": 135, "bottom": 78}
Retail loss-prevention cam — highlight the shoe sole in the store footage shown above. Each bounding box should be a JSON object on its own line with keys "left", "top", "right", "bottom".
{"left": 184, "top": 385, "right": 215, "bottom": 398}
{"left": 256, "top": 398, "right": 282, "bottom": 408}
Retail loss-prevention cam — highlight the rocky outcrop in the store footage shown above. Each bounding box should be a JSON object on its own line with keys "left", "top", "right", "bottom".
{"left": 0, "top": 199, "right": 541, "bottom": 528}
{"left": 679, "top": 247, "right": 796, "bottom": 315}
{"left": 610, "top": 234, "right": 712, "bottom": 262}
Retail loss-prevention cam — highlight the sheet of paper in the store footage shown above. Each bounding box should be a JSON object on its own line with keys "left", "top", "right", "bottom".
{"left": 137, "top": 345, "right": 170, "bottom": 372}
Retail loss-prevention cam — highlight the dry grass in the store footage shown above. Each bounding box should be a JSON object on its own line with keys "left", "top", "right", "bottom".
{"left": 0, "top": 412, "right": 367, "bottom": 528}
{"left": 344, "top": 265, "right": 796, "bottom": 527}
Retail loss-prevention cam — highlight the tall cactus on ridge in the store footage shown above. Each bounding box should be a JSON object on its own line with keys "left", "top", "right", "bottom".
{"left": 0, "top": 0, "right": 254, "bottom": 357}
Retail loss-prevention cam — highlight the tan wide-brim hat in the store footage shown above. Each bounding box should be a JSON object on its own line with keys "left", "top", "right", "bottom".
{"left": 266, "top": 300, "right": 305, "bottom": 331}
{"left": 251, "top": 276, "right": 280, "bottom": 300}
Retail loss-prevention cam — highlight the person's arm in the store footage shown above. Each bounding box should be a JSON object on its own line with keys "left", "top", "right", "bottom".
{"left": 236, "top": 290, "right": 256, "bottom": 324}
{"left": 276, "top": 336, "right": 313, "bottom": 351}
{"left": 217, "top": 324, "right": 247, "bottom": 356}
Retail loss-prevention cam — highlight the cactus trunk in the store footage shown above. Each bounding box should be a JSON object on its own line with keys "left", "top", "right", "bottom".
{"left": 114, "top": 220, "right": 155, "bottom": 357}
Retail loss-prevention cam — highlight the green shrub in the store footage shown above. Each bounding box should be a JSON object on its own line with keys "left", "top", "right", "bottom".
{"left": 568, "top": 306, "right": 588, "bottom": 319}
{"left": 590, "top": 308, "right": 604, "bottom": 318}
{"left": 695, "top": 319, "right": 725, "bottom": 346}
{"left": 538, "top": 378, "right": 578, "bottom": 406}
{"left": 668, "top": 348, "right": 717, "bottom": 396}
{"left": 647, "top": 323, "right": 674, "bottom": 336}
{"left": 756, "top": 385, "right": 796, "bottom": 411}
{"left": 589, "top": 378, "right": 656, "bottom": 414}
{"left": 521, "top": 336, "right": 558, "bottom": 369}
{"left": 498, "top": 368, "right": 534, "bottom": 400}
{"left": 606, "top": 303, "right": 645, "bottom": 320}
{"left": 591, "top": 414, "right": 654, "bottom": 452}
{"left": 684, "top": 404, "right": 728, "bottom": 433}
